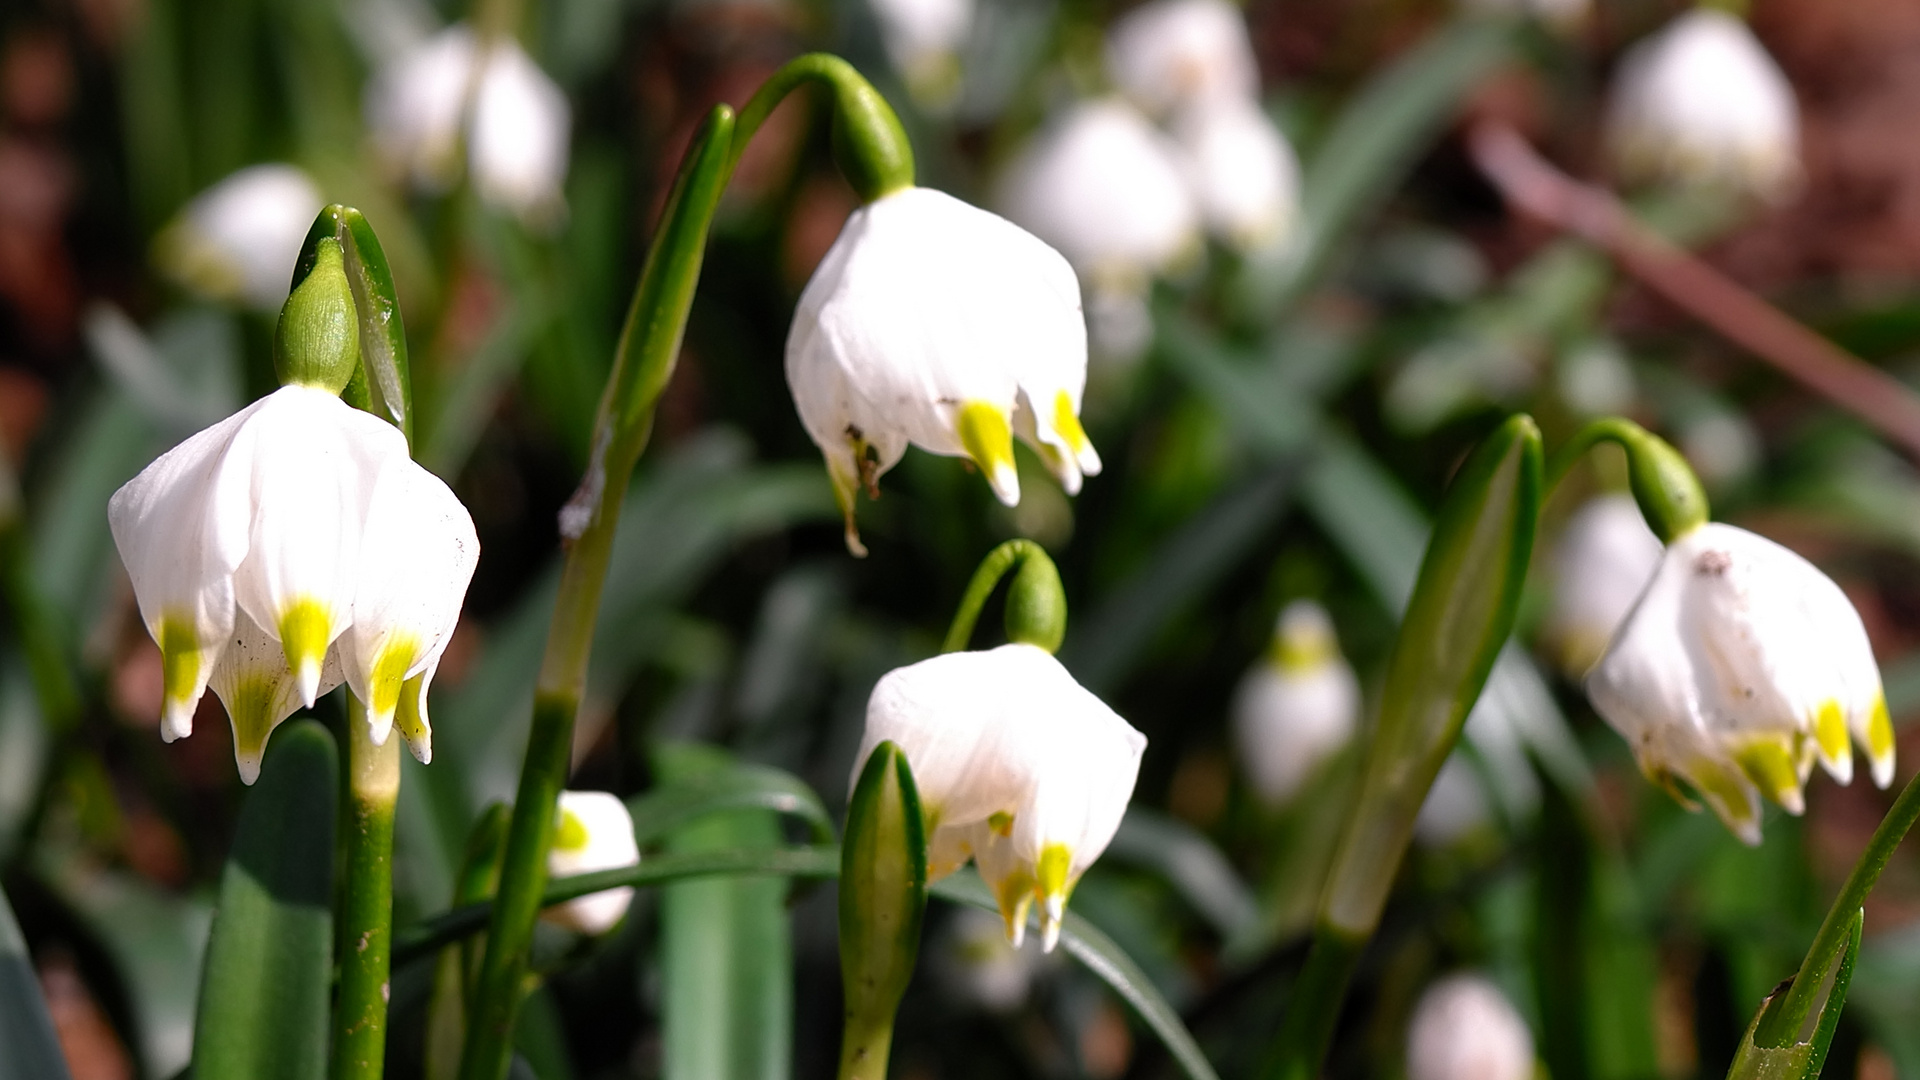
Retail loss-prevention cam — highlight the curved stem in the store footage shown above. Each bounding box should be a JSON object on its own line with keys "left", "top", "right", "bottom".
{"left": 728, "top": 54, "right": 913, "bottom": 202}
{"left": 333, "top": 697, "right": 400, "bottom": 1080}
{"left": 1754, "top": 768, "right": 1920, "bottom": 1047}
{"left": 942, "top": 540, "right": 1063, "bottom": 653}
{"left": 1547, "top": 417, "right": 1708, "bottom": 544}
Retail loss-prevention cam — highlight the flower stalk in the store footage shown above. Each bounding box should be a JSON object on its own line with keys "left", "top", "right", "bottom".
{"left": 335, "top": 696, "right": 401, "bottom": 1080}
{"left": 942, "top": 539, "right": 1068, "bottom": 655}
{"left": 459, "top": 55, "right": 918, "bottom": 1080}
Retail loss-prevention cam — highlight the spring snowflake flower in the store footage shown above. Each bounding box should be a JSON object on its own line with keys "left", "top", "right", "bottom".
{"left": 154, "top": 164, "right": 325, "bottom": 311}
{"left": 1586, "top": 522, "right": 1891, "bottom": 844}
{"left": 1406, "top": 974, "right": 1537, "bottom": 1080}
{"left": 1231, "top": 601, "right": 1358, "bottom": 806}
{"left": 787, "top": 187, "right": 1101, "bottom": 555}
{"left": 851, "top": 644, "right": 1146, "bottom": 951}
{"left": 1105, "top": 0, "right": 1260, "bottom": 117}
{"left": 1172, "top": 96, "right": 1300, "bottom": 252}
{"left": 1545, "top": 494, "right": 1663, "bottom": 676}
{"left": 366, "top": 24, "right": 571, "bottom": 221}
{"left": 1604, "top": 9, "right": 1800, "bottom": 200}
{"left": 544, "top": 791, "right": 641, "bottom": 935}
{"left": 108, "top": 384, "right": 478, "bottom": 782}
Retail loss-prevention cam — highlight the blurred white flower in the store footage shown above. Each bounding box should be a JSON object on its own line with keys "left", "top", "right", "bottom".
{"left": 1587, "top": 523, "right": 1891, "bottom": 845}
{"left": 1545, "top": 494, "right": 1663, "bottom": 676}
{"left": 1413, "top": 754, "right": 1491, "bottom": 847}
{"left": 544, "top": 791, "right": 640, "bottom": 935}
{"left": 108, "top": 385, "right": 478, "bottom": 781}
{"left": 1231, "top": 601, "right": 1359, "bottom": 806}
{"left": 934, "top": 906, "right": 1047, "bottom": 1012}
{"left": 1604, "top": 9, "right": 1799, "bottom": 200}
{"left": 1106, "top": 0, "right": 1260, "bottom": 116}
{"left": 997, "top": 100, "right": 1200, "bottom": 292}
{"left": 869, "top": 0, "right": 974, "bottom": 108}
{"left": 787, "top": 186, "right": 1100, "bottom": 555}
{"left": 366, "top": 24, "right": 571, "bottom": 221}
{"left": 1172, "top": 96, "right": 1299, "bottom": 251}
{"left": 155, "top": 164, "right": 324, "bottom": 312}
{"left": 852, "top": 643, "right": 1146, "bottom": 951}
{"left": 1406, "top": 974, "right": 1536, "bottom": 1080}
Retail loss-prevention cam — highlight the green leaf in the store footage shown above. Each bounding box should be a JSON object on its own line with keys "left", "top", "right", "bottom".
{"left": 655, "top": 743, "right": 794, "bottom": 1080}
{"left": 837, "top": 742, "right": 927, "bottom": 1080}
{"left": 1104, "top": 809, "right": 1258, "bottom": 942}
{"left": 190, "top": 719, "right": 337, "bottom": 1080}
{"left": 1, "top": 883, "right": 72, "bottom": 1080}
{"left": 628, "top": 760, "right": 836, "bottom": 849}
{"left": 1727, "top": 910, "right": 1862, "bottom": 1080}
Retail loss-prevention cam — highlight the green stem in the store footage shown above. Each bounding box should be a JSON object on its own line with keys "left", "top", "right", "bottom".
{"left": 941, "top": 540, "right": 1066, "bottom": 654}
{"left": 728, "top": 54, "right": 913, "bottom": 202}
{"left": 837, "top": 1016, "right": 896, "bottom": 1080}
{"left": 1261, "top": 928, "right": 1364, "bottom": 1080}
{"left": 333, "top": 697, "right": 401, "bottom": 1080}
{"left": 1547, "top": 417, "right": 1708, "bottom": 543}
{"left": 1754, "top": 768, "right": 1920, "bottom": 1047}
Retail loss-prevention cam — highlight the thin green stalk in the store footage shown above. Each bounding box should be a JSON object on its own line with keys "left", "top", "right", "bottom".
{"left": 1261, "top": 928, "right": 1364, "bottom": 1080}
{"left": 1754, "top": 768, "right": 1920, "bottom": 1048}
{"left": 1545, "top": 417, "right": 1707, "bottom": 543}
{"left": 941, "top": 540, "right": 1066, "bottom": 654}
{"left": 333, "top": 697, "right": 401, "bottom": 1080}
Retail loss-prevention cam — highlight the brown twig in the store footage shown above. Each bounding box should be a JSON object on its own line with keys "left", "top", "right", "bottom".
{"left": 1468, "top": 121, "right": 1920, "bottom": 462}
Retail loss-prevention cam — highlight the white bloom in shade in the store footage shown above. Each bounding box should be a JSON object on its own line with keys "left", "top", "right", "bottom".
{"left": 1172, "top": 96, "right": 1300, "bottom": 252}
{"left": 1106, "top": 0, "right": 1260, "bottom": 116}
{"left": 935, "top": 906, "right": 1046, "bottom": 1012}
{"left": 1586, "top": 523, "right": 1892, "bottom": 845}
{"left": 1407, "top": 974, "right": 1536, "bottom": 1080}
{"left": 869, "top": 0, "right": 973, "bottom": 106}
{"left": 544, "top": 791, "right": 640, "bottom": 935}
{"left": 367, "top": 24, "right": 571, "bottom": 220}
{"left": 851, "top": 644, "right": 1146, "bottom": 951}
{"left": 1231, "top": 601, "right": 1358, "bottom": 806}
{"left": 1604, "top": 9, "right": 1800, "bottom": 200}
{"left": 107, "top": 385, "right": 479, "bottom": 781}
{"left": 997, "top": 100, "right": 1199, "bottom": 293}
{"left": 156, "top": 165, "right": 324, "bottom": 311}
{"left": 1545, "top": 495, "right": 1663, "bottom": 676}
{"left": 787, "top": 186, "right": 1101, "bottom": 555}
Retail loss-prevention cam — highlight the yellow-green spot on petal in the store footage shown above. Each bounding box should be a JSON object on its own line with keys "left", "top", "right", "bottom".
{"left": 394, "top": 672, "right": 432, "bottom": 764}
{"left": 1035, "top": 843, "right": 1073, "bottom": 903}
{"left": 987, "top": 811, "right": 1014, "bottom": 837}
{"left": 1273, "top": 631, "right": 1336, "bottom": 673}
{"left": 368, "top": 635, "right": 422, "bottom": 720}
{"left": 1870, "top": 693, "right": 1895, "bottom": 760}
{"left": 226, "top": 671, "right": 284, "bottom": 784}
{"left": 1734, "top": 740, "right": 1802, "bottom": 811}
{"left": 157, "top": 615, "right": 206, "bottom": 709}
{"left": 553, "top": 808, "right": 589, "bottom": 851}
{"left": 1051, "top": 391, "right": 1090, "bottom": 457}
{"left": 278, "top": 597, "right": 332, "bottom": 682}
{"left": 991, "top": 866, "right": 1036, "bottom": 946}
{"left": 1683, "top": 757, "right": 1755, "bottom": 826}
{"left": 956, "top": 402, "right": 1016, "bottom": 492}
{"left": 1814, "top": 699, "right": 1849, "bottom": 761}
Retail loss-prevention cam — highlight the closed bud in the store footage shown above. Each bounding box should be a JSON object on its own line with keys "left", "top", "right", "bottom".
{"left": 273, "top": 238, "right": 360, "bottom": 395}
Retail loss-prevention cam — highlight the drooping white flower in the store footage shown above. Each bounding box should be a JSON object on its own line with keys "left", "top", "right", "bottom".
{"left": 787, "top": 186, "right": 1101, "bottom": 554}
{"left": 108, "top": 385, "right": 479, "bottom": 781}
{"left": 155, "top": 165, "right": 325, "bottom": 311}
{"left": 1231, "top": 601, "right": 1359, "bottom": 806}
{"left": 1586, "top": 523, "right": 1891, "bottom": 845}
{"left": 1106, "top": 0, "right": 1260, "bottom": 117}
{"left": 1544, "top": 494, "right": 1663, "bottom": 676}
{"left": 1171, "top": 96, "right": 1299, "bottom": 252}
{"left": 544, "top": 791, "right": 640, "bottom": 935}
{"left": 934, "top": 906, "right": 1048, "bottom": 1012}
{"left": 366, "top": 24, "right": 571, "bottom": 221}
{"left": 869, "top": 0, "right": 974, "bottom": 107}
{"left": 997, "top": 100, "right": 1200, "bottom": 295}
{"left": 1604, "top": 9, "right": 1800, "bottom": 200}
{"left": 852, "top": 643, "right": 1146, "bottom": 951}
{"left": 1406, "top": 974, "right": 1536, "bottom": 1080}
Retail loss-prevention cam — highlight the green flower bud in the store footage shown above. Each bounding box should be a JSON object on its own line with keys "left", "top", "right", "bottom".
{"left": 273, "top": 237, "right": 360, "bottom": 395}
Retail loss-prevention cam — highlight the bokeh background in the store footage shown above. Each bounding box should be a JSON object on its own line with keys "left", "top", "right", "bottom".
{"left": 7, "top": 0, "right": 1920, "bottom": 1077}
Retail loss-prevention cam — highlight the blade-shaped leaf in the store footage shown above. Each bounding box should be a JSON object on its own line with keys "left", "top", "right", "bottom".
{"left": 190, "top": 719, "right": 337, "bottom": 1080}
{"left": 1728, "top": 910, "right": 1862, "bottom": 1080}
{"left": 628, "top": 760, "right": 835, "bottom": 849}
{"left": 1, "top": 883, "right": 72, "bottom": 1080}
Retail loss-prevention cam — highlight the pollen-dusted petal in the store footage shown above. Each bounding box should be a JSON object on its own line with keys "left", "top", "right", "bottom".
{"left": 210, "top": 607, "right": 345, "bottom": 784}
{"left": 956, "top": 401, "right": 1019, "bottom": 506}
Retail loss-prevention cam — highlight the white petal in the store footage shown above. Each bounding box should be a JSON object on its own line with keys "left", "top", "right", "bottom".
{"left": 470, "top": 40, "right": 571, "bottom": 220}
{"left": 1105, "top": 0, "right": 1260, "bottom": 116}
{"left": 1171, "top": 97, "right": 1300, "bottom": 252}
{"left": 209, "top": 606, "right": 344, "bottom": 784}
{"left": 160, "top": 165, "right": 326, "bottom": 311}
{"left": 341, "top": 457, "right": 478, "bottom": 747}
{"left": 1545, "top": 494, "right": 1663, "bottom": 676}
{"left": 367, "top": 25, "right": 478, "bottom": 192}
{"left": 545, "top": 791, "right": 640, "bottom": 935}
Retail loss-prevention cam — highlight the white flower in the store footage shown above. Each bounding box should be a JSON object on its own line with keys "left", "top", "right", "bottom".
{"left": 1413, "top": 754, "right": 1491, "bottom": 848}
{"left": 1106, "top": 0, "right": 1260, "bottom": 117}
{"left": 108, "top": 385, "right": 479, "bottom": 781}
{"left": 997, "top": 100, "right": 1200, "bottom": 294}
{"left": 869, "top": 0, "right": 973, "bottom": 107}
{"left": 1586, "top": 523, "right": 1891, "bottom": 845}
{"left": 1231, "top": 601, "right": 1358, "bottom": 805}
{"left": 544, "top": 791, "right": 639, "bottom": 935}
{"left": 366, "top": 24, "right": 571, "bottom": 221}
{"left": 786, "top": 186, "right": 1101, "bottom": 554}
{"left": 1544, "top": 494, "right": 1663, "bottom": 676}
{"left": 851, "top": 643, "right": 1146, "bottom": 951}
{"left": 1604, "top": 9, "right": 1800, "bottom": 200}
{"left": 1406, "top": 974, "right": 1536, "bottom": 1080}
{"left": 934, "top": 906, "right": 1047, "bottom": 1012}
{"left": 1172, "top": 97, "right": 1299, "bottom": 252}
{"left": 155, "top": 165, "right": 325, "bottom": 311}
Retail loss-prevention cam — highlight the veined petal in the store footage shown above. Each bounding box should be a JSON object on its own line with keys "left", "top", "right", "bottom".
{"left": 108, "top": 395, "right": 269, "bottom": 739}
{"left": 341, "top": 457, "right": 479, "bottom": 747}
{"left": 210, "top": 607, "right": 344, "bottom": 784}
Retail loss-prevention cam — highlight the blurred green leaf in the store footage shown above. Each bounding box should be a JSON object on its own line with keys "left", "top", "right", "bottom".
{"left": 1106, "top": 809, "right": 1258, "bottom": 942}
{"left": 1, "top": 883, "right": 71, "bottom": 1080}
{"left": 657, "top": 743, "right": 794, "bottom": 1080}
{"left": 629, "top": 760, "right": 835, "bottom": 849}
{"left": 190, "top": 720, "right": 336, "bottom": 1080}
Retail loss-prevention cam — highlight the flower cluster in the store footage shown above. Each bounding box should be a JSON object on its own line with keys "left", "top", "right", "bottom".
{"left": 108, "top": 384, "right": 478, "bottom": 782}
{"left": 787, "top": 187, "right": 1101, "bottom": 554}
{"left": 1231, "top": 600, "right": 1360, "bottom": 806}
{"left": 1586, "top": 522, "right": 1891, "bottom": 844}
{"left": 852, "top": 644, "right": 1146, "bottom": 951}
